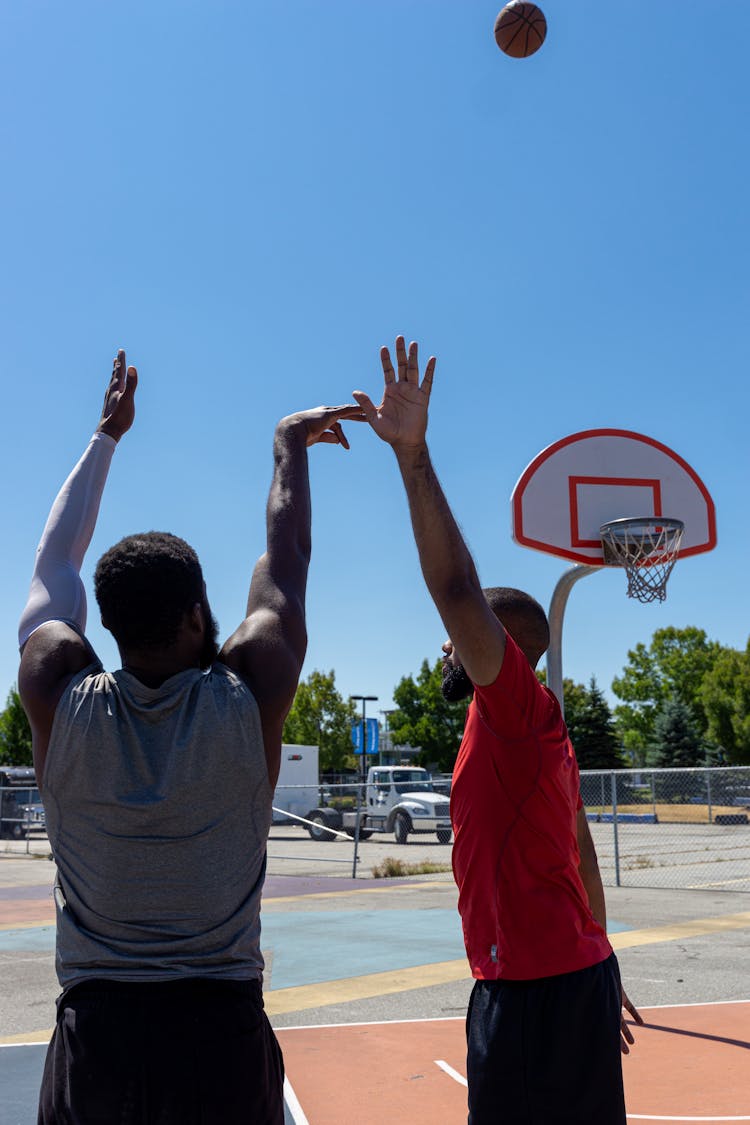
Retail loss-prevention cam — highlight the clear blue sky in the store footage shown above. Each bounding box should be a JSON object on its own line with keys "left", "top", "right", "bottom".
{"left": 2, "top": 1, "right": 748, "bottom": 724}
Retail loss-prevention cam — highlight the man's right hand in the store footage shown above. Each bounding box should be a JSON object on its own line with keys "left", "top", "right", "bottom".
{"left": 353, "top": 335, "right": 436, "bottom": 453}
{"left": 277, "top": 404, "right": 365, "bottom": 450}
{"left": 97, "top": 348, "right": 138, "bottom": 443}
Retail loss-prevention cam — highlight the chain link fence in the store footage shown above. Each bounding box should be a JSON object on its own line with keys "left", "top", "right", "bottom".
{"left": 580, "top": 767, "right": 750, "bottom": 892}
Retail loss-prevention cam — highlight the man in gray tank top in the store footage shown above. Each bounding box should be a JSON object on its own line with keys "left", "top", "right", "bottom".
{"left": 18, "top": 349, "right": 364, "bottom": 1125}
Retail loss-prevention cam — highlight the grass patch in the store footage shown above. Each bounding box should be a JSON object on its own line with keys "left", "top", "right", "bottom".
{"left": 371, "top": 856, "right": 453, "bottom": 879}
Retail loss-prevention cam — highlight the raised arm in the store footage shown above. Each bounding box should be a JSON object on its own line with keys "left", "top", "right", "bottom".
{"left": 18, "top": 350, "right": 137, "bottom": 782}
{"left": 219, "top": 404, "right": 363, "bottom": 785}
{"left": 353, "top": 337, "right": 505, "bottom": 687}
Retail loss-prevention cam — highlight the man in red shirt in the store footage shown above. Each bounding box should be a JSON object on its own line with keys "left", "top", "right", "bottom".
{"left": 354, "top": 338, "right": 641, "bottom": 1124}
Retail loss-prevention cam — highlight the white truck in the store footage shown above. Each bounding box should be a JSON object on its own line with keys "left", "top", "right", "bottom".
{"left": 305, "top": 765, "right": 452, "bottom": 845}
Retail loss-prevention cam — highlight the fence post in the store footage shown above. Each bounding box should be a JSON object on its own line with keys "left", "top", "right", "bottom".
{"left": 706, "top": 768, "right": 713, "bottom": 825}
{"left": 651, "top": 770, "right": 656, "bottom": 821}
{"left": 611, "top": 771, "right": 621, "bottom": 887}
{"left": 351, "top": 781, "right": 364, "bottom": 879}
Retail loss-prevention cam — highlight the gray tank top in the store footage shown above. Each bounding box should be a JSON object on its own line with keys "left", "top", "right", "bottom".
{"left": 43, "top": 662, "right": 272, "bottom": 988}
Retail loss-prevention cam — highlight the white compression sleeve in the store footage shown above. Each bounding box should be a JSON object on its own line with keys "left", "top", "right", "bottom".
{"left": 18, "top": 432, "right": 117, "bottom": 648}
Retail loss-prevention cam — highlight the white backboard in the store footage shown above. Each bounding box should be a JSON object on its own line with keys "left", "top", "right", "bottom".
{"left": 511, "top": 429, "right": 716, "bottom": 565}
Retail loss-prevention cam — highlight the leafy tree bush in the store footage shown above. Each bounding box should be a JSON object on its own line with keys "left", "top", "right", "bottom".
{"left": 700, "top": 642, "right": 750, "bottom": 765}
{"left": 612, "top": 626, "right": 723, "bottom": 762}
{"left": 282, "top": 670, "right": 358, "bottom": 773}
{"left": 0, "top": 687, "right": 33, "bottom": 768}
{"left": 567, "top": 678, "right": 625, "bottom": 771}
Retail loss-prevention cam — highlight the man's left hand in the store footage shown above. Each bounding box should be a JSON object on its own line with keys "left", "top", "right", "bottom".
{"left": 620, "top": 986, "right": 644, "bottom": 1054}
{"left": 97, "top": 348, "right": 138, "bottom": 442}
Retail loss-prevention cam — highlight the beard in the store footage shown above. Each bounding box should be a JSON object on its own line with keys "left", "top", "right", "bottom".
{"left": 441, "top": 661, "right": 474, "bottom": 702}
{"left": 199, "top": 596, "right": 221, "bottom": 670}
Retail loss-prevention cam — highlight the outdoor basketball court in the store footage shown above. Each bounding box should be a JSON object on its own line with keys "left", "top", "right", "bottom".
{"left": 278, "top": 1002, "right": 750, "bottom": 1123}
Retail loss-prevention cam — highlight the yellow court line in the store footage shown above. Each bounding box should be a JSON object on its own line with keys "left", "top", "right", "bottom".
{"left": 0, "top": 1028, "right": 53, "bottom": 1045}
{"left": 608, "top": 911, "right": 750, "bottom": 951}
{"left": 3, "top": 910, "right": 749, "bottom": 1043}
{"left": 266, "top": 911, "right": 750, "bottom": 1017}
{"left": 0, "top": 920, "right": 54, "bottom": 933}
{"left": 262, "top": 881, "right": 455, "bottom": 907}
{"left": 265, "top": 958, "right": 470, "bottom": 1016}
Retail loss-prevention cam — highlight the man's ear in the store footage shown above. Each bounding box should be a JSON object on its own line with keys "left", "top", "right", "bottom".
{"left": 189, "top": 602, "right": 204, "bottom": 635}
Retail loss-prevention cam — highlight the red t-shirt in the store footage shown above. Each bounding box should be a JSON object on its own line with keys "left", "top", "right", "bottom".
{"left": 450, "top": 634, "right": 612, "bottom": 981}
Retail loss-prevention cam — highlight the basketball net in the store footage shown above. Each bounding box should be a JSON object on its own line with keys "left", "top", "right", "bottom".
{"left": 599, "top": 518, "right": 684, "bottom": 604}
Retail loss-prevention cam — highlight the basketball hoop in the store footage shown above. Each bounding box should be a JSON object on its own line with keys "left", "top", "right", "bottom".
{"left": 599, "top": 517, "right": 684, "bottom": 604}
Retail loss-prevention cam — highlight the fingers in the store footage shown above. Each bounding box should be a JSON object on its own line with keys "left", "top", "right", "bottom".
{"left": 422, "top": 355, "right": 436, "bottom": 396}
{"left": 381, "top": 347, "right": 395, "bottom": 385}
{"left": 406, "top": 340, "right": 419, "bottom": 383}
{"left": 623, "top": 998, "right": 644, "bottom": 1025}
{"left": 387, "top": 337, "right": 435, "bottom": 391}
{"left": 352, "top": 391, "right": 379, "bottom": 424}
{"left": 620, "top": 1017, "right": 635, "bottom": 1055}
{"left": 396, "top": 336, "right": 408, "bottom": 381}
{"left": 123, "top": 365, "right": 138, "bottom": 401}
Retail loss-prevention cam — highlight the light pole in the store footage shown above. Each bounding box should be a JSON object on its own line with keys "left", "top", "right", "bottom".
{"left": 349, "top": 695, "right": 378, "bottom": 878}
{"left": 350, "top": 695, "right": 378, "bottom": 783}
{"left": 380, "top": 709, "right": 397, "bottom": 766}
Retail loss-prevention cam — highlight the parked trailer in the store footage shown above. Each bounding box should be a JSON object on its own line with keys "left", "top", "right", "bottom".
{"left": 272, "top": 745, "right": 320, "bottom": 825}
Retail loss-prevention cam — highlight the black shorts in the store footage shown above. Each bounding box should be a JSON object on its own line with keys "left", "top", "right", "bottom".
{"left": 38, "top": 977, "right": 284, "bottom": 1125}
{"left": 466, "top": 952, "right": 626, "bottom": 1125}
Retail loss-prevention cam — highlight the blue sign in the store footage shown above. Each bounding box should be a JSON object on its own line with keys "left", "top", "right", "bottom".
{"left": 351, "top": 718, "right": 379, "bottom": 756}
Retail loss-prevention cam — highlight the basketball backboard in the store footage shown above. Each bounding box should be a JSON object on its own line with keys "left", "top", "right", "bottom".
{"left": 511, "top": 428, "right": 716, "bottom": 566}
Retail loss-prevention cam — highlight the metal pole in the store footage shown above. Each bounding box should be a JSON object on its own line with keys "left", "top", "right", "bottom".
{"left": 611, "top": 771, "right": 621, "bottom": 887}
{"left": 706, "top": 768, "right": 713, "bottom": 825}
{"left": 547, "top": 565, "right": 601, "bottom": 715}
{"left": 350, "top": 695, "right": 377, "bottom": 879}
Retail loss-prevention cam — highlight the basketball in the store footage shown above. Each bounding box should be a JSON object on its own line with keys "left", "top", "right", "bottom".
{"left": 494, "top": 2, "right": 547, "bottom": 58}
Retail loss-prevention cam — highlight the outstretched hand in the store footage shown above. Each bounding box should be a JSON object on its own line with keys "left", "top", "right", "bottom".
{"left": 353, "top": 336, "right": 435, "bottom": 452}
{"left": 279, "top": 404, "right": 366, "bottom": 449}
{"left": 97, "top": 349, "right": 138, "bottom": 442}
{"left": 620, "top": 987, "right": 644, "bottom": 1055}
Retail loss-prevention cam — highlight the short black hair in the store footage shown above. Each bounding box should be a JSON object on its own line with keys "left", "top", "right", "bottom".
{"left": 482, "top": 586, "right": 550, "bottom": 666}
{"left": 94, "top": 532, "right": 204, "bottom": 651}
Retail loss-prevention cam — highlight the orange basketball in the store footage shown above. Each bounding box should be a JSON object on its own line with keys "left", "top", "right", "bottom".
{"left": 494, "top": 2, "right": 547, "bottom": 58}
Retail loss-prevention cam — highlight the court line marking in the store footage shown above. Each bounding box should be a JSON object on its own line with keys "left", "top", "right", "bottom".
{"left": 626, "top": 1117, "right": 750, "bottom": 1122}
{"left": 435, "top": 1059, "right": 467, "bottom": 1087}
{"left": 266, "top": 915, "right": 750, "bottom": 1015}
{"left": 608, "top": 913, "right": 750, "bottom": 952}
{"left": 283, "top": 1077, "right": 310, "bottom": 1125}
{"left": 263, "top": 881, "right": 454, "bottom": 907}
{"left": 276, "top": 999, "right": 750, "bottom": 1033}
{"left": 686, "top": 878, "right": 750, "bottom": 889}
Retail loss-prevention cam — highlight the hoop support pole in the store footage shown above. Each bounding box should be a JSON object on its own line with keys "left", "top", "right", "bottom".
{"left": 547, "top": 564, "right": 602, "bottom": 715}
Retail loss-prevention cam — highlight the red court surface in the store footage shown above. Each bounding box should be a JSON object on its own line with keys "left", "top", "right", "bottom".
{"left": 277, "top": 1001, "right": 750, "bottom": 1124}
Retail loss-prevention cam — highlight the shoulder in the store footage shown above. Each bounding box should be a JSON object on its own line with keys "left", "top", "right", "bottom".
{"left": 473, "top": 634, "right": 557, "bottom": 733}
{"left": 19, "top": 622, "right": 99, "bottom": 702}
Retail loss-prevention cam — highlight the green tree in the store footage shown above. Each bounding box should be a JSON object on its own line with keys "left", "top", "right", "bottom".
{"left": 612, "top": 626, "right": 723, "bottom": 761}
{"left": 700, "top": 642, "right": 750, "bottom": 765}
{"left": 567, "top": 678, "right": 625, "bottom": 770}
{"left": 389, "top": 659, "right": 467, "bottom": 772}
{"left": 647, "top": 696, "right": 705, "bottom": 768}
{"left": 282, "top": 670, "right": 358, "bottom": 773}
{"left": 0, "top": 687, "right": 33, "bottom": 767}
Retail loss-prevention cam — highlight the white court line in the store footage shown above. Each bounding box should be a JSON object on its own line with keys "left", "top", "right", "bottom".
{"left": 627, "top": 1117, "right": 750, "bottom": 1122}
{"left": 277, "top": 999, "right": 750, "bottom": 1032}
{"left": 435, "top": 1059, "right": 467, "bottom": 1087}
{"left": 283, "top": 1077, "right": 310, "bottom": 1125}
